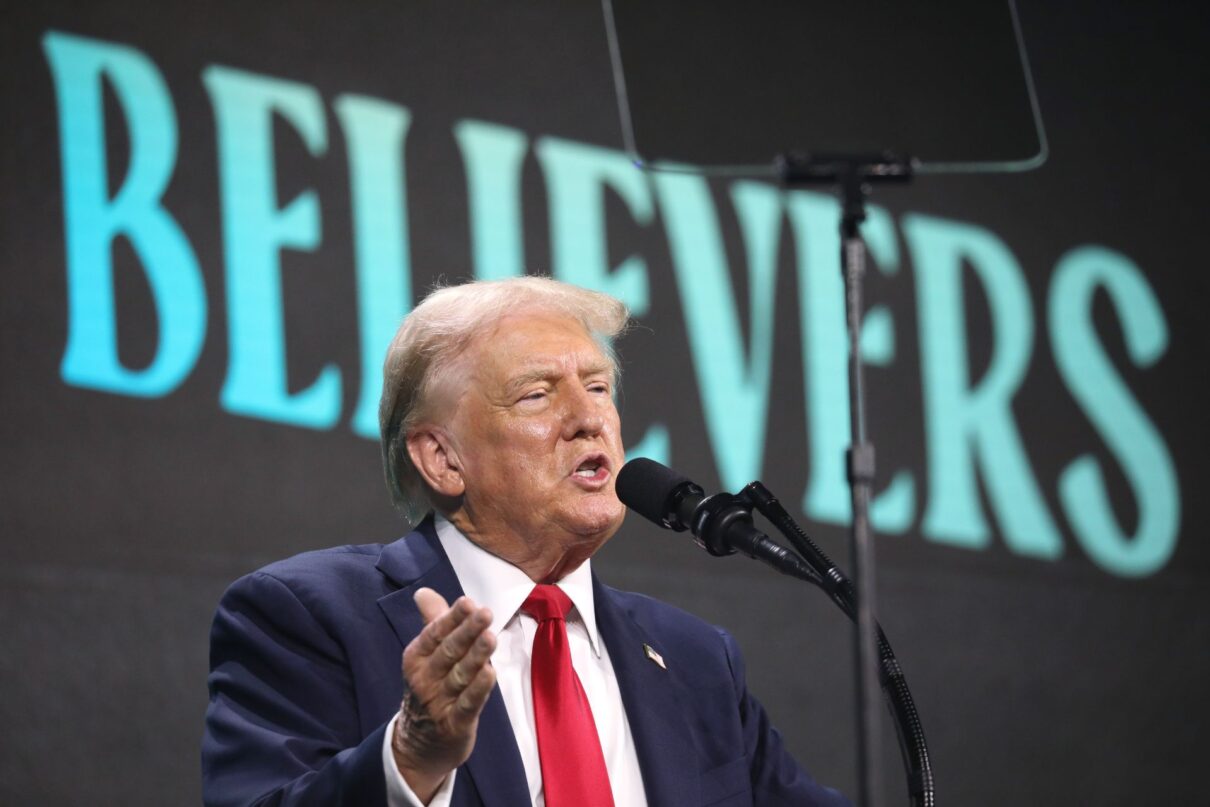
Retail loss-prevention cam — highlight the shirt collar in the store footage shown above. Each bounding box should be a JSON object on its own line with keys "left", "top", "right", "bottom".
{"left": 434, "top": 514, "right": 601, "bottom": 657}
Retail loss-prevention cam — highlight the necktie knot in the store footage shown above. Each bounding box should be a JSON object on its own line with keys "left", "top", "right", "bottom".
{"left": 522, "top": 584, "right": 574, "bottom": 622}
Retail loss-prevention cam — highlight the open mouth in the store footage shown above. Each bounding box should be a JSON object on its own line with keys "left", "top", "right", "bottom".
{"left": 572, "top": 454, "right": 610, "bottom": 481}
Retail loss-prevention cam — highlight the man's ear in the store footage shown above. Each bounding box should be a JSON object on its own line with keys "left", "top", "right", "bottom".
{"left": 406, "top": 426, "right": 466, "bottom": 498}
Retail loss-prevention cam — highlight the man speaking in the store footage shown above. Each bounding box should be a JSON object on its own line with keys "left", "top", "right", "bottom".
{"left": 202, "top": 277, "right": 849, "bottom": 806}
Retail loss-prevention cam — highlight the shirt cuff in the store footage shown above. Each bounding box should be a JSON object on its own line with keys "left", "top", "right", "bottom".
{"left": 382, "top": 711, "right": 457, "bottom": 807}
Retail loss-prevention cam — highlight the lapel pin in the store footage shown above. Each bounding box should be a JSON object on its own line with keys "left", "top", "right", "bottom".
{"left": 643, "top": 643, "right": 667, "bottom": 670}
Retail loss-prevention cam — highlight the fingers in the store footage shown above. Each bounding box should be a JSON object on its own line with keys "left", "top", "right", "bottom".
{"left": 407, "top": 590, "right": 494, "bottom": 678}
{"left": 411, "top": 592, "right": 487, "bottom": 661}
{"left": 430, "top": 603, "right": 492, "bottom": 678}
{"left": 455, "top": 662, "right": 496, "bottom": 715}
{"left": 443, "top": 628, "right": 496, "bottom": 696}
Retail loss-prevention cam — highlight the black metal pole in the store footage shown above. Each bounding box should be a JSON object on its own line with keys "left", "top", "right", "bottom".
{"left": 839, "top": 169, "right": 883, "bottom": 807}
{"left": 778, "top": 152, "right": 913, "bottom": 807}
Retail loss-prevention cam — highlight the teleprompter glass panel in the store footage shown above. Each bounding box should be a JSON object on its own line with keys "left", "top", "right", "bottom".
{"left": 602, "top": 0, "right": 1047, "bottom": 176}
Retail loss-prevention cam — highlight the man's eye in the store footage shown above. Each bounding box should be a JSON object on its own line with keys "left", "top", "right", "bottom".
{"left": 521, "top": 390, "right": 546, "bottom": 401}
{"left": 588, "top": 383, "right": 610, "bottom": 395}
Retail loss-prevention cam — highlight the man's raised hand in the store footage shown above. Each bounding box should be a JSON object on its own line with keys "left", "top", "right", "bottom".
{"left": 392, "top": 588, "right": 497, "bottom": 803}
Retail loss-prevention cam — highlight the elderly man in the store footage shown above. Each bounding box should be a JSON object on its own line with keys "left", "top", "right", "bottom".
{"left": 202, "top": 277, "right": 848, "bottom": 806}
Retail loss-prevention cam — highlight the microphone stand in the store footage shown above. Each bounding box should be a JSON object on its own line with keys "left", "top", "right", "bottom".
{"left": 615, "top": 455, "right": 935, "bottom": 804}
{"left": 678, "top": 474, "right": 936, "bottom": 806}
{"left": 740, "top": 482, "right": 936, "bottom": 807}
{"left": 776, "top": 151, "right": 915, "bottom": 807}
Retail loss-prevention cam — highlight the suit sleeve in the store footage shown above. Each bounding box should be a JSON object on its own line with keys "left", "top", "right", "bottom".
{"left": 718, "top": 628, "right": 852, "bottom": 807}
{"left": 202, "top": 570, "right": 390, "bottom": 807}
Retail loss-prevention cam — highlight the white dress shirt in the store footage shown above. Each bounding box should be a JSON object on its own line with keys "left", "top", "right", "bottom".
{"left": 383, "top": 515, "right": 649, "bottom": 807}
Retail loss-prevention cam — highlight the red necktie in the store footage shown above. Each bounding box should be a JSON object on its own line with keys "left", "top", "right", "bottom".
{"left": 522, "top": 584, "right": 615, "bottom": 807}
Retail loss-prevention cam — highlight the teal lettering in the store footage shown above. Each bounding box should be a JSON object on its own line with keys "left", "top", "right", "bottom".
{"left": 789, "top": 192, "right": 914, "bottom": 531}
{"left": 534, "top": 138, "right": 652, "bottom": 315}
{"left": 335, "top": 95, "right": 414, "bottom": 439}
{"left": 652, "top": 175, "right": 779, "bottom": 491}
{"left": 1049, "top": 246, "right": 1179, "bottom": 576}
{"left": 905, "top": 214, "right": 1061, "bottom": 557}
{"left": 204, "top": 66, "right": 340, "bottom": 429}
{"left": 44, "top": 31, "right": 205, "bottom": 396}
{"left": 454, "top": 120, "right": 528, "bottom": 281}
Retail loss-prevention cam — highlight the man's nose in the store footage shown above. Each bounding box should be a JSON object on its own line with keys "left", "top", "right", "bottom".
{"left": 561, "top": 384, "right": 604, "bottom": 439}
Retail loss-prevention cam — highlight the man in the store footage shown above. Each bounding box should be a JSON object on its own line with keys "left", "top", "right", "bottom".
{"left": 202, "top": 277, "right": 849, "bottom": 806}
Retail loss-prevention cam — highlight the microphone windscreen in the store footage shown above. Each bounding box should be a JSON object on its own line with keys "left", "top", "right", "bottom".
{"left": 616, "top": 457, "right": 689, "bottom": 525}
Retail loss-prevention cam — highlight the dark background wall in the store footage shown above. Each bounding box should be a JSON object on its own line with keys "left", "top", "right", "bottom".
{"left": 1, "top": 2, "right": 1206, "bottom": 805}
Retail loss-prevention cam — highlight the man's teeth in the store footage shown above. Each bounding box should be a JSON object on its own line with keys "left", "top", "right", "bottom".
{"left": 574, "top": 464, "right": 600, "bottom": 477}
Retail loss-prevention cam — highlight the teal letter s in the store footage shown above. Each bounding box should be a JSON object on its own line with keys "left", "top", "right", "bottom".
{"left": 1049, "top": 246, "right": 1179, "bottom": 577}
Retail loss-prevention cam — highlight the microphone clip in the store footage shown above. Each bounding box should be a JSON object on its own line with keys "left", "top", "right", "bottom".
{"left": 689, "top": 491, "right": 756, "bottom": 558}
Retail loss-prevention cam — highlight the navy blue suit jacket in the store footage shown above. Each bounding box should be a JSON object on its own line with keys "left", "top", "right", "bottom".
{"left": 202, "top": 519, "right": 849, "bottom": 806}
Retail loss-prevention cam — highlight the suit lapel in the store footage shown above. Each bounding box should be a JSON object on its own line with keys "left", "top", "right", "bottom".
{"left": 376, "top": 520, "right": 530, "bottom": 807}
{"left": 594, "top": 577, "right": 699, "bottom": 807}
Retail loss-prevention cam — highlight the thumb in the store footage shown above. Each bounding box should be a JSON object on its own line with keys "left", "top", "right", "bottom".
{"left": 413, "top": 587, "right": 451, "bottom": 624}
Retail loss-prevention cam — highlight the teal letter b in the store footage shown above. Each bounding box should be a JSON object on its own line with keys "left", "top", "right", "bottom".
{"left": 44, "top": 32, "right": 206, "bottom": 396}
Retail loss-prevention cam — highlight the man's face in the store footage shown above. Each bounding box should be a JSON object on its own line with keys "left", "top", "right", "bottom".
{"left": 441, "top": 312, "right": 626, "bottom": 575}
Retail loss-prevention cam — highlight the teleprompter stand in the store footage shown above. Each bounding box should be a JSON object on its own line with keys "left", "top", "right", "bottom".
{"left": 776, "top": 151, "right": 932, "bottom": 807}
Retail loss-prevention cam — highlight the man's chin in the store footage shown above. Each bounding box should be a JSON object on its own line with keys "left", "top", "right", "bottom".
{"left": 569, "top": 505, "right": 626, "bottom": 545}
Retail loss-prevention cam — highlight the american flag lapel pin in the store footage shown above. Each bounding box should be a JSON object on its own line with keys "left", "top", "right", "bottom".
{"left": 643, "top": 643, "right": 666, "bottom": 670}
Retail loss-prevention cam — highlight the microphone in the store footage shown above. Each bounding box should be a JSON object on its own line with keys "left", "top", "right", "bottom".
{"left": 616, "top": 458, "right": 816, "bottom": 580}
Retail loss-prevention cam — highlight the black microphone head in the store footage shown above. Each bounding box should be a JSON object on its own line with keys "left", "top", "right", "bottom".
{"left": 616, "top": 457, "right": 694, "bottom": 530}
